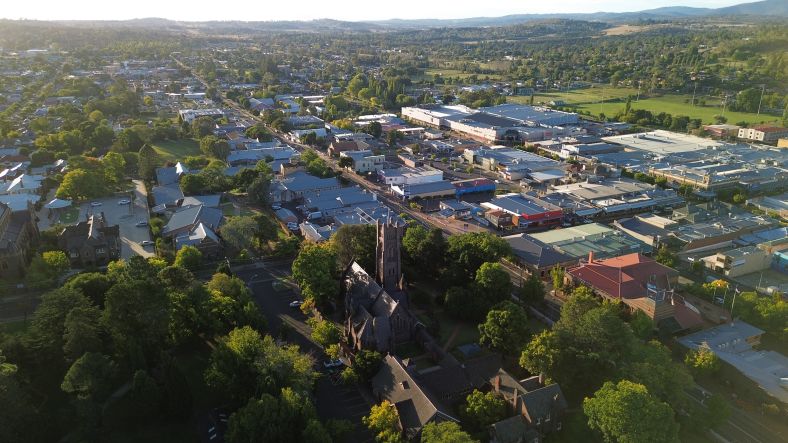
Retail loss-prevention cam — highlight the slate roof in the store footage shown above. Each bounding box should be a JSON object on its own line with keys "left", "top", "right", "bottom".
{"left": 504, "top": 234, "right": 574, "bottom": 269}
{"left": 174, "top": 222, "right": 219, "bottom": 250}
{"left": 371, "top": 355, "right": 458, "bottom": 439}
{"left": 162, "top": 205, "right": 223, "bottom": 236}
{"left": 520, "top": 384, "right": 568, "bottom": 423}
{"left": 152, "top": 183, "right": 184, "bottom": 206}
{"left": 180, "top": 194, "right": 221, "bottom": 208}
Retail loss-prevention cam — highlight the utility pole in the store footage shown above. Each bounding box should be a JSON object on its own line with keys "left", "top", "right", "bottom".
{"left": 757, "top": 84, "right": 765, "bottom": 116}
{"left": 730, "top": 285, "right": 739, "bottom": 322}
{"left": 691, "top": 76, "right": 698, "bottom": 107}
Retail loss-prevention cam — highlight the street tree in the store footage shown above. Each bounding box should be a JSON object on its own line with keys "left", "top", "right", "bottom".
{"left": 401, "top": 225, "right": 446, "bottom": 275}
{"left": 221, "top": 216, "right": 258, "bottom": 252}
{"left": 292, "top": 243, "right": 337, "bottom": 306}
{"left": 461, "top": 390, "right": 507, "bottom": 432}
{"left": 583, "top": 380, "right": 679, "bottom": 443}
{"left": 363, "top": 400, "right": 403, "bottom": 443}
{"left": 520, "top": 272, "right": 545, "bottom": 304}
{"left": 173, "top": 245, "right": 203, "bottom": 271}
{"left": 684, "top": 347, "right": 721, "bottom": 377}
{"left": 331, "top": 224, "right": 376, "bottom": 271}
{"left": 421, "top": 422, "right": 477, "bottom": 443}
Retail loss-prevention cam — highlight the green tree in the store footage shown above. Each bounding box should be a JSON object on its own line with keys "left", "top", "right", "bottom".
{"left": 174, "top": 245, "right": 203, "bottom": 271}
{"left": 308, "top": 317, "right": 342, "bottom": 348}
{"left": 63, "top": 304, "right": 103, "bottom": 362}
{"left": 684, "top": 347, "right": 721, "bottom": 377}
{"left": 478, "top": 301, "right": 530, "bottom": 354}
{"left": 461, "top": 390, "right": 507, "bottom": 432}
{"left": 401, "top": 225, "right": 446, "bottom": 275}
{"left": 292, "top": 243, "right": 337, "bottom": 306}
{"left": 353, "top": 349, "right": 383, "bottom": 382}
{"left": 338, "top": 156, "right": 354, "bottom": 169}
{"left": 27, "top": 288, "right": 93, "bottom": 359}
{"left": 102, "top": 151, "right": 126, "bottom": 185}
{"left": 221, "top": 216, "right": 258, "bottom": 252}
{"left": 56, "top": 168, "right": 107, "bottom": 200}
{"left": 446, "top": 232, "right": 510, "bottom": 283}
{"left": 624, "top": 341, "right": 693, "bottom": 410}
{"left": 474, "top": 262, "right": 511, "bottom": 305}
{"left": 226, "top": 388, "right": 321, "bottom": 443}
{"left": 180, "top": 173, "right": 208, "bottom": 195}
{"left": 61, "top": 352, "right": 116, "bottom": 401}
{"left": 331, "top": 224, "right": 376, "bottom": 271}
{"left": 654, "top": 246, "right": 676, "bottom": 268}
{"left": 583, "top": 380, "right": 679, "bottom": 443}
{"left": 629, "top": 310, "right": 654, "bottom": 340}
{"left": 551, "top": 266, "right": 565, "bottom": 291}
{"left": 138, "top": 144, "right": 159, "bottom": 181}
{"left": 363, "top": 400, "right": 403, "bottom": 443}
{"left": 0, "top": 351, "right": 41, "bottom": 443}
{"left": 521, "top": 272, "right": 545, "bottom": 304}
{"left": 200, "top": 135, "right": 230, "bottom": 160}
{"left": 421, "top": 421, "right": 477, "bottom": 443}
{"left": 64, "top": 272, "right": 113, "bottom": 307}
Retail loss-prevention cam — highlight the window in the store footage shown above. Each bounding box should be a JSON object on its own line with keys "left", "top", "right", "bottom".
{"left": 545, "top": 413, "right": 551, "bottom": 422}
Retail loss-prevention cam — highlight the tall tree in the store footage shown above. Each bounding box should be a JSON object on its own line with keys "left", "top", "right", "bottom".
{"left": 363, "top": 401, "right": 403, "bottom": 443}
{"left": 221, "top": 216, "right": 258, "bottom": 252}
{"left": 138, "top": 144, "right": 159, "bottom": 181}
{"left": 478, "top": 301, "right": 530, "bottom": 354}
{"left": 583, "top": 380, "right": 679, "bottom": 443}
{"left": 331, "top": 224, "right": 376, "bottom": 271}
{"left": 460, "top": 390, "right": 507, "bottom": 432}
{"left": 292, "top": 243, "right": 337, "bottom": 306}
{"left": 401, "top": 225, "right": 446, "bottom": 275}
{"left": 421, "top": 422, "right": 477, "bottom": 443}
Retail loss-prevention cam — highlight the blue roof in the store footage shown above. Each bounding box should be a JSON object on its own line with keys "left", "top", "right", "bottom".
{"left": 162, "top": 205, "right": 223, "bottom": 236}
{"left": 152, "top": 184, "right": 184, "bottom": 206}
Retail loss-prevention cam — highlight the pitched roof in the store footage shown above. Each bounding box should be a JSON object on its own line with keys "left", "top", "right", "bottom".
{"left": 175, "top": 222, "right": 220, "bottom": 250}
{"left": 180, "top": 194, "right": 221, "bottom": 208}
{"left": 162, "top": 204, "right": 223, "bottom": 236}
{"left": 520, "top": 383, "right": 568, "bottom": 422}
{"left": 152, "top": 183, "right": 184, "bottom": 206}
{"left": 490, "top": 416, "right": 537, "bottom": 443}
{"left": 567, "top": 253, "right": 678, "bottom": 299}
{"left": 371, "top": 355, "right": 458, "bottom": 439}
{"left": 504, "top": 234, "right": 574, "bottom": 269}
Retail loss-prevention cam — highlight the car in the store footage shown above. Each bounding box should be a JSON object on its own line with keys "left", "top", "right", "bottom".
{"left": 288, "top": 300, "right": 303, "bottom": 308}
{"left": 90, "top": 201, "right": 102, "bottom": 207}
{"left": 323, "top": 359, "right": 343, "bottom": 369}
{"left": 135, "top": 220, "right": 149, "bottom": 227}
{"left": 287, "top": 222, "right": 300, "bottom": 231}
{"left": 271, "top": 203, "right": 282, "bottom": 210}
{"left": 140, "top": 240, "right": 154, "bottom": 246}
{"left": 118, "top": 199, "right": 131, "bottom": 205}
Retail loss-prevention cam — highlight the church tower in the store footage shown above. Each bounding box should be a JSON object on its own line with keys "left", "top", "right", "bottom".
{"left": 376, "top": 218, "right": 404, "bottom": 292}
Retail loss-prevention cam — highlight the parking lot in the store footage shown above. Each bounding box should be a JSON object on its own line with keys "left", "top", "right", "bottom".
{"left": 77, "top": 180, "right": 153, "bottom": 259}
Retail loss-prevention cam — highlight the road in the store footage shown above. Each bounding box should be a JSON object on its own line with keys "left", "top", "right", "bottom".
{"left": 232, "top": 263, "right": 374, "bottom": 443}
{"left": 686, "top": 386, "right": 786, "bottom": 443}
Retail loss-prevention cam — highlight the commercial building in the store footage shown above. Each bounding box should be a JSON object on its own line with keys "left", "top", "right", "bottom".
{"left": 463, "top": 146, "right": 562, "bottom": 181}
{"left": 527, "top": 223, "right": 652, "bottom": 261}
{"left": 711, "top": 246, "right": 773, "bottom": 278}
{"left": 603, "top": 130, "right": 727, "bottom": 155}
{"left": 503, "top": 234, "right": 575, "bottom": 278}
{"left": 703, "top": 124, "right": 740, "bottom": 138}
{"left": 613, "top": 214, "right": 676, "bottom": 247}
{"left": 378, "top": 165, "right": 443, "bottom": 186}
{"left": 178, "top": 108, "right": 224, "bottom": 124}
{"left": 549, "top": 180, "right": 684, "bottom": 217}
{"left": 452, "top": 178, "right": 496, "bottom": 197}
{"left": 391, "top": 180, "right": 457, "bottom": 200}
{"left": 738, "top": 125, "right": 788, "bottom": 143}
{"left": 340, "top": 150, "right": 385, "bottom": 173}
{"left": 747, "top": 193, "right": 788, "bottom": 219}
{"left": 269, "top": 171, "right": 341, "bottom": 203}
{"left": 482, "top": 193, "right": 563, "bottom": 229}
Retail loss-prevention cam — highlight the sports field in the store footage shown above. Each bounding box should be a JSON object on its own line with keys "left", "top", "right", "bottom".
{"left": 509, "top": 86, "right": 781, "bottom": 125}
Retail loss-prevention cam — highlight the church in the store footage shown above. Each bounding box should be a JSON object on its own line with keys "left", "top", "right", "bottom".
{"left": 342, "top": 218, "right": 415, "bottom": 354}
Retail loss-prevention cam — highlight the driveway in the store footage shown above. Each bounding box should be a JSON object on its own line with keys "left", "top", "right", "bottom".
{"left": 78, "top": 180, "right": 154, "bottom": 259}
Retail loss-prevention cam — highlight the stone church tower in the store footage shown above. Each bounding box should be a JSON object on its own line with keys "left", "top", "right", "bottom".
{"left": 376, "top": 218, "right": 404, "bottom": 292}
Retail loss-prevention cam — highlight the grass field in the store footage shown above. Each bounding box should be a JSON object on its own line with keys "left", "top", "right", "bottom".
{"left": 151, "top": 139, "right": 201, "bottom": 163}
{"left": 59, "top": 207, "right": 80, "bottom": 224}
{"left": 509, "top": 86, "right": 782, "bottom": 125}
{"left": 423, "top": 68, "right": 503, "bottom": 81}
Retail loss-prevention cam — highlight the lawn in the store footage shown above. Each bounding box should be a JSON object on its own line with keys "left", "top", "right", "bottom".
{"left": 151, "top": 139, "right": 201, "bottom": 163}
{"left": 423, "top": 68, "right": 503, "bottom": 81}
{"left": 59, "top": 207, "right": 80, "bottom": 224}
{"left": 509, "top": 86, "right": 782, "bottom": 125}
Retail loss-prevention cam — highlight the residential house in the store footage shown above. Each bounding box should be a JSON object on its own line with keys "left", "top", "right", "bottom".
{"left": 489, "top": 371, "right": 568, "bottom": 438}
{"left": 174, "top": 222, "right": 221, "bottom": 257}
{"left": 161, "top": 204, "right": 223, "bottom": 239}
{"left": 58, "top": 213, "right": 120, "bottom": 267}
{"left": 503, "top": 234, "right": 575, "bottom": 278}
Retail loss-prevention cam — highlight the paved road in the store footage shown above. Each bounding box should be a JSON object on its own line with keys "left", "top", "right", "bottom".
{"left": 233, "top": 264, "right": 374, "bottom": 443}
{"left": 687, "top": 386, "right": 786, "bottom": 443}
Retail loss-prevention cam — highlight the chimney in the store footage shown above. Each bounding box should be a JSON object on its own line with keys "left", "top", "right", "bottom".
{"left": 493, "top": 375, "right": 501, "bottom": 392}
{"left": 588, "top": 251, "right": 594, "bottom": 264}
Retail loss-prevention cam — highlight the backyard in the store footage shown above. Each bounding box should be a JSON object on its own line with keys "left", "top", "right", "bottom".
{"left": 151, "top": 139, "right": 201, "bottom": 163}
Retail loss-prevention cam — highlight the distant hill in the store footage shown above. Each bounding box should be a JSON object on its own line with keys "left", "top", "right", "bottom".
{"left": 367, "top": 0, "right": 788, "bottom": 29}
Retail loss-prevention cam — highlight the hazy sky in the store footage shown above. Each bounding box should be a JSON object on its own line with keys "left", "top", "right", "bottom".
{"left": 2, "top": 0, "right": 749, "bottom": 21}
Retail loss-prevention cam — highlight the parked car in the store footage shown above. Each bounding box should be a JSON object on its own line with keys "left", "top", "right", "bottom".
{"left": 140, "top": 240, "right": 154, "bottom": 246}
{"left": 118, "top": 199, "right": 131, "bottom": 205}
{"left": 135, "top": 220, "right": 148, "bottom": 227}
{"left": 287, "top": 222, "right": 300, "bottom": 232}
{"left": 271, "top": 203, "right": 282, "bottom": 210}
{"left": 90, "top": 201, "right": 102, "bottom": 207}
{"left": 289, "top": 300, "right": 303, "bottom": 308}
{"left": 323, "top": 359, "right": 343, "bottom": 369}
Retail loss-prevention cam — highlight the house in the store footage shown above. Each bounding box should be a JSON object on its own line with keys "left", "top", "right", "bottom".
{"left": 180, "top": 194, "right": 222, "bottom": 208}
{"left": 151, "top": 183, "right": 185, "bottom": 207}
{"left": 0, "top": 174, "right": 43, "bottom": 195}
{"left": 269, "top": 171, "right": 341, "bottom": 203}
{"left": 58, "top": 213, "right": 120, "bottom": 267}
{"left": 567, "top": 252, "right": 702, "bottom": 330}
{"left": 161, "top": 204, "right": 223, "bottom": 239}
{"left": 489, "top": 372, "right": 568, "bottom": 438}
{"left": 0, "top": 202, "right": 38, "bottom": 278}
{"left": 155, "top": 162, "right": 189, "bottom": 186}
{"left": 343, "top": 220, "right": 413, "bottom": 353}
{"left": 371, "top": 355, "right": 460, "bottom": 440}
{"left": 174, "top": 222, "right": 221, "bottom": 257}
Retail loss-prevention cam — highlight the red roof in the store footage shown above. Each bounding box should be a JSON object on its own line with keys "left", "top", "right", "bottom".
{"left": 753, "top": 125, "right": 788, "bottom": 133}
{"left": 567, "top": 253, "right": 678, "bottom": 300}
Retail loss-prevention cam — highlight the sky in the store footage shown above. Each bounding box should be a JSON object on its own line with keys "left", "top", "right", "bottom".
{"left": 2, "top": 0, "right": 750, "bottom": 22}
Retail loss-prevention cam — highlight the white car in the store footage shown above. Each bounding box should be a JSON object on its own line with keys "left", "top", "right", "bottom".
{"left": 271, "top": 203, "right": 282, "bottom": 210}
{"left": 140, "top": 240, "right": 154, "bottom": 246}
{"left": 287, "top": 222, "right": 300, "bottom": 231}
{"left": 118, "top": 199, "right": 131, "bottom": 205}
{"left": 135, "top": 220, "right": 149, "bottom": 227}
{"left": 90, "top": 201, "right": 102, "bottom": 207}
{"left": 289, "top": 300, "right": 303, "bottom": 308}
